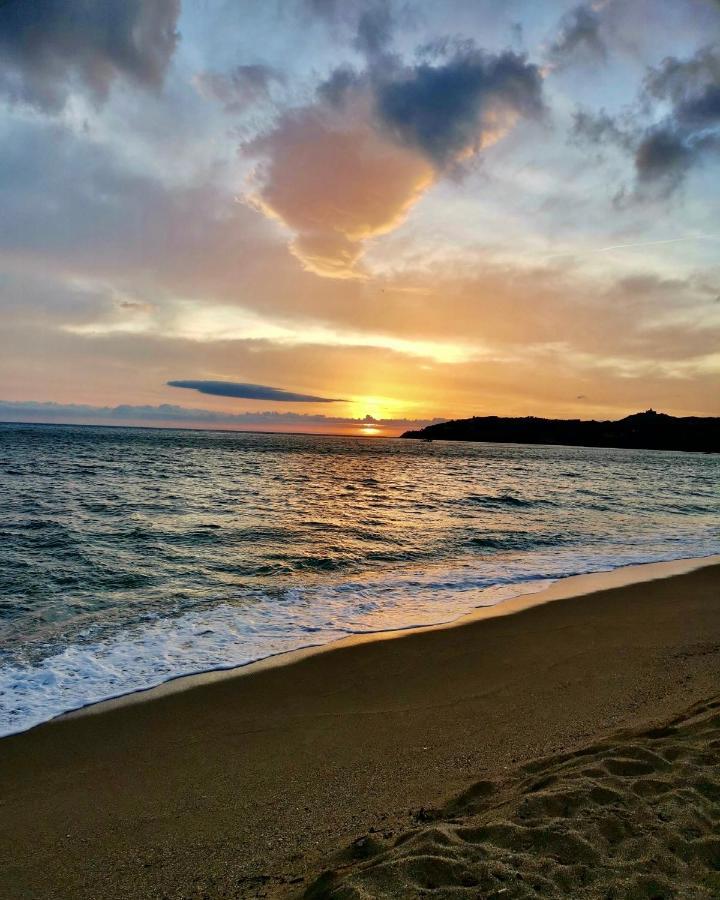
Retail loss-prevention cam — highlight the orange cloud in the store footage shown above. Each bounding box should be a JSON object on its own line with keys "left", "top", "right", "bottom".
{"left": 242, "top": 45, "right": 543, "bottom": 277}
{"left": 245, "top": 103, "right": 434, "bottom": 277}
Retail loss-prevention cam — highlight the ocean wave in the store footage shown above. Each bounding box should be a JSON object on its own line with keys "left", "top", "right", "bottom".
{"left": 464, "top": 532, "right": 570, "bottom": 551}
{"left": 1, "top": 541, "right": 718, "bottom": 738}
{"left": 2, "top": 426, "right": 718, "bottom": 739}
{"left": 461, "top": 493, "right": 550, "bottom": 508}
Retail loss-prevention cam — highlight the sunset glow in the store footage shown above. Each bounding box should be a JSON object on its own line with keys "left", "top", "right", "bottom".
{"left": 0, "top": 0, "right": 718, "bottom": 433}
{"left": 2, "top": 6, "right": 720, "bottom": 895}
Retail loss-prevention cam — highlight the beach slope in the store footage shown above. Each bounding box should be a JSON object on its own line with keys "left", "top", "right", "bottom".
{"left": 1, "top": 562, "right": 719, "bottom": 898}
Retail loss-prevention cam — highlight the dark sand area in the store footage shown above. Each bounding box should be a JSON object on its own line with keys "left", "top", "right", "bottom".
{"left": 1, "top": 562, "right": 719, "bottom": 899}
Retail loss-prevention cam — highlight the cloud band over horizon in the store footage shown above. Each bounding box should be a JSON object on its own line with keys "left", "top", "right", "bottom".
{"left": 0, "top": 400, "right": 441, "bottom": 434}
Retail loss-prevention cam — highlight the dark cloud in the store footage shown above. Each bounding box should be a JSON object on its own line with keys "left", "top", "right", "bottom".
{"left": 0, "top": 0, "right": 180, "bottom": 112}
{"left": 633, "top": 46, "right": 720, "bottom": 192}
{"left": 634, "top": 127, "right": 695, "bottom": 190}
{"left": 676, "top": 84, "right": 720, "bottom": 126}
{"left": 303, "top": 0, "right": 400, "bottom": 34}
{"left": 303, "top": 0, "right": 410, "bottom": 62}
{"left": 548, "top": 4, "right": 606, "bottom": 66}
{"left": 354, "top": 4, "right": 395, "bottom": 62}
{"left": 316, "top": 66, "right": 363, "bottom": 107}
{"left": 570, "top": 107, "right": 634, "bottom": 151}
{"left": 643, "top": 44, "right": 720, "bottom": 108}
{"left": 303, "top": 0, "right": 342, "bottom": 23}
{"left": 643, "top": 47, "right": 720, "bottom": 131}
{"left": 194, "top": 64, "right": 282, "bottom": 112}
{"left": 374, "top": 48, "right": 543, "bottom": 167}
{"left": 571, "top": 44, "right": 720, "bottom": 197}
{"left": 252, "top": 34, "right": 543, "bottom": 274}
{"left": 167, "top": 380, "right": 344, "bottom": 402}
{"left": 510, "top": 23, "right": 524, "bottom": 52}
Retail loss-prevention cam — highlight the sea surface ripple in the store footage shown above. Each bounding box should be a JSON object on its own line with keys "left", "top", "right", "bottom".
{"left": 0, "top": 423, "right": 718, "bottom": 735}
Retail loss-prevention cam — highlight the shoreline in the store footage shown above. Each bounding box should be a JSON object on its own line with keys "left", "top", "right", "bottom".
{"left": 5, "top": 550, "right": 720, "bottom": 739}
{"left": 58, "top": 551, "right": 720, "bottom": 725}
{"left": 1, "top": 559, "right": 719, "bottom": 898}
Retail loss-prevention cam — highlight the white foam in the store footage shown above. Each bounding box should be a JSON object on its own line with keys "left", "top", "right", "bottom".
{"left": 2, "top": 538, "right": 719, "bottom": 738}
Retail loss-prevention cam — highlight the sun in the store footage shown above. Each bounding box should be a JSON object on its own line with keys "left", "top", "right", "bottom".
{"left": 347, "top": 395, "right": 403, "bottom": 421}
{"left": 345, "top": 394, "right": 420, "bottom": 436}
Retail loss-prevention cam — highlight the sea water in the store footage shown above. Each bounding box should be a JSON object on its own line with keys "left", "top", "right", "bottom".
{"left": 1, "top": 422, "right": 718, "bottom": 736}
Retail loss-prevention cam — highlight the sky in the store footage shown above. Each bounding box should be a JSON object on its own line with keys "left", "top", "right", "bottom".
{"left": 0, "top": 0, "right": 719, "bottom": 437}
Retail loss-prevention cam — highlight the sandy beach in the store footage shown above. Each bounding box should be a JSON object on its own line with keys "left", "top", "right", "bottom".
{"left": 3, "top": 2, "right": 720, "bottom": 898}
{"left": 1, "top": 560, "right": 719, "bottom": 899}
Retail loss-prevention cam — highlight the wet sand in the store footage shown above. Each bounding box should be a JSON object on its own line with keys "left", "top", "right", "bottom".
{"left": 1, "top": 561, "right": 719, "bottom": 898}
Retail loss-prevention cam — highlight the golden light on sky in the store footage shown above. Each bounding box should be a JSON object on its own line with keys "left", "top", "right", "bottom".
{"left": 0, "top": 0, "right": 718, "bottom": 433}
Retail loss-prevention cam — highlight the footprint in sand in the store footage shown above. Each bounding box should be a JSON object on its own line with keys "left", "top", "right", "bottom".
{"left": 303, "top": 697, "right": 720, "bottom": 899}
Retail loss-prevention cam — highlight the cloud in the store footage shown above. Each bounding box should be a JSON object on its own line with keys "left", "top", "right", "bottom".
{"left": 0, "top": 0, "right": 180, "bottom": 112}
{"left": 570, "top": 43, "right": 720, "bottom": 198}
{"left": 2, "top": 114, "right": 716, "bottom": 385}
{"left": 194, "top": 64, "right": 282, "bottom": 112}
{"left": 0, "top": 0, "right": 718, "bottom": 428}
{"left": 633, "top": 128, "right": 696, "bottom": 191}
{"left": 0, "top": 117, "right": 281, "bottom": 295}
{"left": 0, "top": 400, "right": 441, "bottom": 433}
{"left": 643, "top": 43, "right": 720, "bottom": 108}
{"left": 375, "top": 48, "right": 543, "bottom": 167}
{"left": 317, "top": 66, "right": 363, "bottom": 107}
{"left": 547, "top": 4, "right": 607, "bottom": 67}
{"left": 167, "top": 379, "right": 343, "bottom": 402}
{"left": 245, "top": 100, "right": 434, "bottom": 277}
{"left": 633, "top": 45, "right": 720, "bottom": 191}
{"left": 570, "top": 107, "right": 634, "bottom": 151}
{"left": 302, "top": 0, "right": 344, "bottom": 24}
{"left": 354, "top": 3, "right": 395, "bottom": 62}
{"left": 244, "top": 42, "right": 542, "bottom": 276}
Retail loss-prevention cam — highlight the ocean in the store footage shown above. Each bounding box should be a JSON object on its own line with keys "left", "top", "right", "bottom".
{"left": 1, "top": 422, "right": 718, "bottom": 736}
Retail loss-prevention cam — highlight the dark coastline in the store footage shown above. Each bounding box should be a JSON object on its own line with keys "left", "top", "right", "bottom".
{"left": 402, "top": 409, "right": 720, "bottom": 453}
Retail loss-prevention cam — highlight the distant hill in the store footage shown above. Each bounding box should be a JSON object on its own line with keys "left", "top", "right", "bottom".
{"left": 401, "top": 410, "right": 720, "bottom": 453}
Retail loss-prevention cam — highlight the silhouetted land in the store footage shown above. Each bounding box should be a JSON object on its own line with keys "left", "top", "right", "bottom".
{"left": 402, "top": 409, "right": 720, "bottom": 453}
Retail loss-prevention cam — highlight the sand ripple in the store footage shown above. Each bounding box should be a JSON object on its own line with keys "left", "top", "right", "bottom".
{"left": 304, "top": 697, "right": 720, "bottom": 899}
